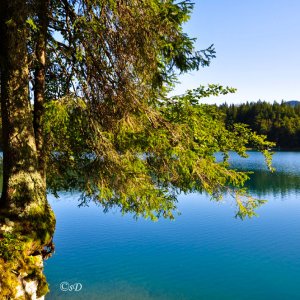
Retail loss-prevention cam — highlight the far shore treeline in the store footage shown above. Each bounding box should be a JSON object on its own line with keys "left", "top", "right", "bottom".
{"left": 0, "top": 100, "right": 299, "bottom": 151}
{"left": 220, "top": 101, "right": 300, "bottom": 149}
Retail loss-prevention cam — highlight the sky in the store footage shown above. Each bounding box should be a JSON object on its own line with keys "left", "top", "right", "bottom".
{"left": 173, "top": 0, "right": 300, "bottom": 104}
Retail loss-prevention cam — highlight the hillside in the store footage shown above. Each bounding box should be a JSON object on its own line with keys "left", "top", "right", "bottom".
{"left": 220, "top": 101, "right": 300, "bottom": 149}
{"left": 285, "top": 100, "right": 300, "bottom": 107}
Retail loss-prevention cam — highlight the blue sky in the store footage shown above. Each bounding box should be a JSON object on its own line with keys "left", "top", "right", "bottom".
{"left": 173, "top": 0, "right": 300, "bottom": 104}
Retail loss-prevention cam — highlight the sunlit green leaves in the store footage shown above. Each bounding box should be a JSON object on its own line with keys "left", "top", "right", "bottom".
{"left": 26, "top": 18, "right": 38, "bottom": 31}
{"left": 235, "top": 190, "right": 267, "bottom": 220}
{"left": 35, "top": 1, "right": 276, "bottom": 220}
{"left": 44, "top": 84, "right": 274, "bottom": 220}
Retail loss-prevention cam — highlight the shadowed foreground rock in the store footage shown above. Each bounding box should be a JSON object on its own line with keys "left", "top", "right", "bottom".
{"left": 0, "top": 215, "right": 55, "bottom": 299}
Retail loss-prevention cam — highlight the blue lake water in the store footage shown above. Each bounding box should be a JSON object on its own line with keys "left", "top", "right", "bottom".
{"left": 45, "top": 151, "right": 300, "bottom": 299}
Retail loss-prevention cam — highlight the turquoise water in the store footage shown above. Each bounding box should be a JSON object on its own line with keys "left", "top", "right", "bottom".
{"left": 45, "top": 152, "right": 300, "bottom": 299}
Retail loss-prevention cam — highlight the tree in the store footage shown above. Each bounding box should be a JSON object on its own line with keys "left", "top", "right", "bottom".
{"left": 0, "top": 1, "right": 273, "bottom": 298}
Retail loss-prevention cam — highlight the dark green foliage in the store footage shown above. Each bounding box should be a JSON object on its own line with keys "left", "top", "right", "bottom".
{"left": 44, "top": 86, "right": 273, "bottom": 220}
{"left": 221, "top": 101, "right": 300, "bottom": 149}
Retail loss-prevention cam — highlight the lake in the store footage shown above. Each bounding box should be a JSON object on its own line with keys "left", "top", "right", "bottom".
{"left": 44, "top": 151, "right": 300, "bottom": 299}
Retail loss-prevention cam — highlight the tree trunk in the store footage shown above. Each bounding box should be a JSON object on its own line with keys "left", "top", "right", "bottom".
{"left": 0, "top": 0, "right": 47, "bottom": 217}
{"left": 34, "top": 0, "right": 49, "bottom": 183}
{"left": 0, "top": 2, "right": 55, "bottom": 298}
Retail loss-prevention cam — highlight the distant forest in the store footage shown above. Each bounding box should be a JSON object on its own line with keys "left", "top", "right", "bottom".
{"left": 220, "top": 101, "right": 300, "bottom": 149}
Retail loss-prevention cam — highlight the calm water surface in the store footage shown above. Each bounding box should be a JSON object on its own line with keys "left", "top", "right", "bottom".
{"left": 45, "top": 152, "right": 300, "bottom": 299}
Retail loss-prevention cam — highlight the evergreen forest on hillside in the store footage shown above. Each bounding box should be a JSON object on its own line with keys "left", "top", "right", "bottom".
{"left": 220, "top": 101, "right": 300, "bottom": 149}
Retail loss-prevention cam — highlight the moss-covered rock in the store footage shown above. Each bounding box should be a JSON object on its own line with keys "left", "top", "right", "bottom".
{"left": 0, "top": 206, "right": 55, "bottom": 299}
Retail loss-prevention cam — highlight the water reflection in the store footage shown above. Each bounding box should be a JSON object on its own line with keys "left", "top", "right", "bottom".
{"left": 1, "top": 151, "right": 300, "bottom": 198}
{"left": 223, "top": 151, "right": 300, "bottom": 197}
{"left": 246, "top": 170, "right": 300, "bottom": 197}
